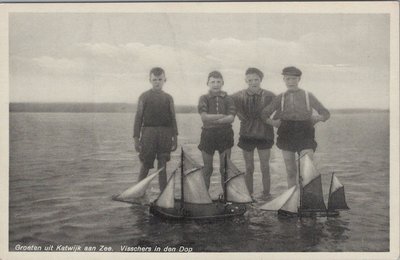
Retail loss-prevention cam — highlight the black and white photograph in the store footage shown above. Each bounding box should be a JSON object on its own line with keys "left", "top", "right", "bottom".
{"left": 1, "top": 2, "right": 399, "bottom": 259}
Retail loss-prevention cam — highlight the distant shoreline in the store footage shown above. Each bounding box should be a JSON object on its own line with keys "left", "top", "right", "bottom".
{"left": 9, "top": 103, "right": 389, "bottom": 114}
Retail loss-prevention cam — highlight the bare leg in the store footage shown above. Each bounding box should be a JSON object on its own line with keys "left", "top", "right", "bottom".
{"left": 202, "top": 151, "right": 214, "bottom": 190}
{"left": 157, "top": 158, "right": 167, "bottom": 192}
{"left": 258, "top": 149, "right": 271, "bottom": 195}
{"left": 281, "top": 150, "right": 297, "bottom": 188}
{"left": 138, "top": 162, "right": 150, "bottom": 182}
{"left": 242, "top": 150, "right": 255, "bottom": 195}
{"left": 300, "top": 149, "right": 314, "bottom": 160}
{"left": 219, "top": 149, "right": 231, "bottom": 191}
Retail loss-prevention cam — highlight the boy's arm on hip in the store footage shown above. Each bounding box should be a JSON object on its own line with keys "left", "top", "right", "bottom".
{"left": 310, "top": 92, "right": 330, "bottom": 121}
{"left": 261, "top": 95, "right": 281, "bottom": 122}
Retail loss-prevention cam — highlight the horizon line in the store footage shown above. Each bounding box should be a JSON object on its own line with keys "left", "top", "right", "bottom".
{"left": 8, "top": 102, "right": 389, "bottom": 112}
{"left": 9, "top": 102, "right": 389, "bottom": 110}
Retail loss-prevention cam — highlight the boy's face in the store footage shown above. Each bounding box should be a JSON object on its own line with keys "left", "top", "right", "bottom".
{"left": 149, "top": 73, "right": 166, "bottom": 90}
{"left": 245, "top": 73, "right": 262, "bottom": 89}
{"left": 207, "top": 77, "right": 224, "bottom": 93}
{"left": 283, "top": 75, "right": 301, "bottom": 89}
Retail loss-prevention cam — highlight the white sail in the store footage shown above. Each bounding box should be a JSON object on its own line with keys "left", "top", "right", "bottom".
{"left": 280, "top": 186, "right": 300, "bottom": 213}
{"left": 184, "top": 168, "right": 213, "bottom": 204}
{"left": 331, "top": 175, "right": 344, "bottom": 193}
{"left": 183, "top": 152, "right": 203, "bottom": 171}
{"left": 116, "top": 168, "right": 163, "bottom": 200}
{"left": 300, "top": 155, "right": 320, "bottom": 186}
{"left": 259, "top": 186, "right": 296, "bottom": 211}
{"left": 226, "top": 160, "right": 252, "bottom": 203}
{"left": 155, "top": 170, "right": 176, "bottom": 209}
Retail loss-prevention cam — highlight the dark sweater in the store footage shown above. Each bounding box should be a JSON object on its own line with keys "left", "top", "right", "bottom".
{"left": 133, "top": 89, "right": 178, "bottom": 138}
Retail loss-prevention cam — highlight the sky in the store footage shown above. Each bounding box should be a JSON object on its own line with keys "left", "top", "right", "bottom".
{"left": 9, "top": 13, "right": 390, "bottom": 109}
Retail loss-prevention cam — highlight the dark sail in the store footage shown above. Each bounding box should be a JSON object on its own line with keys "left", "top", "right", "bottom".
{"left": 328, "top": 187, "right": 349, "bottom": 210}
{"left": 301, "top": 175, "right": 327, "bottom": 211}
{"left": 299, "top": 155, "right": 327, "bottom": 211}
{"left": 328, "top": 174, "right": 349, "bottom": 210}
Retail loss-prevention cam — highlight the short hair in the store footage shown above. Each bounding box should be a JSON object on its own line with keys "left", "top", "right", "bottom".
{"left": 207, "top": 70, "right": 224, "bottom": 84}
{"left": 149, "top": 67, "right": 165, "bottom": 77}
{"left": 245, "top": 67, "right": 264, "bottom": 80}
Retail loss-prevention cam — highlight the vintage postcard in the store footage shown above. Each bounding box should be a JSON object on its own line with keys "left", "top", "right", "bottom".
{"left": 0, "top": 2, "right": 399, "bottom": 260}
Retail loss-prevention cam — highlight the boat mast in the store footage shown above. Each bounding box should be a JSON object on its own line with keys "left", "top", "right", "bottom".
{"left": 327, "top": 172, "right": 334, "bottom": 210}
{"left": 223, "top": 153, "right": 227, "bottom": 203}
{"left": 298, "top": 152, "right": 303, "bottom": 213}
{"left": 180, "top": 147, "right": 184, "bottom": 212}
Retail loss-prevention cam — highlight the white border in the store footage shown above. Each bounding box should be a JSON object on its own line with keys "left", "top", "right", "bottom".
{"left": 0, "top": 2, "right": 398, "bottom": 260}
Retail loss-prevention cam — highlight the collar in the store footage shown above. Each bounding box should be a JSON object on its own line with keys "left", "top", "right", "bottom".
{"left": 246, "top": 87, "right": 263, "bottom": 96}
{"left": 151, "top": 88, "right": 164, "bottom": 94}
{"left": 286, "top": 87, "right": 302, "bottom": 94}
{"left": 208, "top": 91, "right": 227, "bottom": 98}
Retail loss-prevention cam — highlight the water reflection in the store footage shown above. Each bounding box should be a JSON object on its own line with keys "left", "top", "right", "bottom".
{"left": 297, "top": 217, "right": 325, "bottom": 251}
{"left": 325, "top": 218, "right": 350, "bottom": 245}
{"left": 126, "top": 204, "right": 352, "bottom": 252}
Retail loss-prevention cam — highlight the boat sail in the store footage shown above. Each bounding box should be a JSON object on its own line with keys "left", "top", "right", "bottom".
{"left": 225, "top": 159, "right": 253, "bottom": 203}
{"left": 182, "top": 152, "right": 213, "bottom": 204}
{"left": 300, "top": 154, "right": 327, "bottom": 212}
{"left": 327, "top": 173, "right": 349, "bottom": 211}
{"left": 149, "top": 148, "right": 251, "bottom": 220}
{"left": 155, "top": 169, "right": 176, "bottom": 208}
{"left": 112, "top": 167, "right": 164, "bottom": 203}
{"left": 260, "top": 154, "right": 348, "bottom": 217}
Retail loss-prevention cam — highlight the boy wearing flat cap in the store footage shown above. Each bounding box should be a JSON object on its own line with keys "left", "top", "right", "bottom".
{"left": 261, "top": 66, "right": 330, "bottom": 188}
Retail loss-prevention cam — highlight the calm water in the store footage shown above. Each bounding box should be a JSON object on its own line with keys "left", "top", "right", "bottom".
{"left": 9, "top": 112, "right": 389, "bottom": 252}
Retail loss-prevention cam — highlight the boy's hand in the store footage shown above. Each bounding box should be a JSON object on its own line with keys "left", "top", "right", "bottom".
{"left": 272, "top": 119, "right": 281, "bottom": 128}
{"left": 271, "top": 119, "right": 281, "bottom": 128}
{"left": 215, "top": 115, "right": 234, "bottom": 124}
{"left": 171, "top": 135, "right": 178, "bottom": 152}
{"left": 134, "top": 137, "right": 141, "bottom": 152}
{"left": 311, "top": 115, "right": 324, "bottom": 125}
{"left": 215, "top": 118, "right": 224, "bottom": 124}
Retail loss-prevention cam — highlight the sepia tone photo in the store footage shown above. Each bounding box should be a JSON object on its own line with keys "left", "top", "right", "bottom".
{"left": 1, "top": 2, "right": 399, "bottom": 260}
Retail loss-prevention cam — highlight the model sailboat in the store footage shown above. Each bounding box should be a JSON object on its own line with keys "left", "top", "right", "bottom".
{"left": 260, "top": 154, "right": 349, "bottom": 217}
{"left": 150, "top": 148, "right": 252, "bottom": 220}
{"left": 114, "top": 148, "right": 252, "bottom": 220}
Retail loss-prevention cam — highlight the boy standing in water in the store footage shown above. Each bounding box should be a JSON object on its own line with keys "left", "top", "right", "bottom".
{"left": 133, "top": 67, "right": 178, "bottom": 192}
{"left": 262, "top": 66, "right": 330, "bottom": 188}
{"left": 198, "top": 71, "right": 236, "bottom": 190}
{"left": 231, "top": 68, "right": 275, "bottom": 198}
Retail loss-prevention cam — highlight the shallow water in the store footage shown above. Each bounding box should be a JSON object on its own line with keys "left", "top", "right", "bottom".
{"left": 9, "top": 112, "right": 389, "bottom": 252}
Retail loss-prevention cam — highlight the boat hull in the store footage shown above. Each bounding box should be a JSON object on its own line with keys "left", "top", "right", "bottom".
{"left": 278, "top": 209, "right": 340, "bottom": 218}
{"left": 149, "top": 199, "right": 247, "bottom": 220}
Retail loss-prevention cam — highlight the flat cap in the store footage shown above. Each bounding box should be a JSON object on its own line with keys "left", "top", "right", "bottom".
{"left": 282, "top": 66, "right": 302, "bottom": 76}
